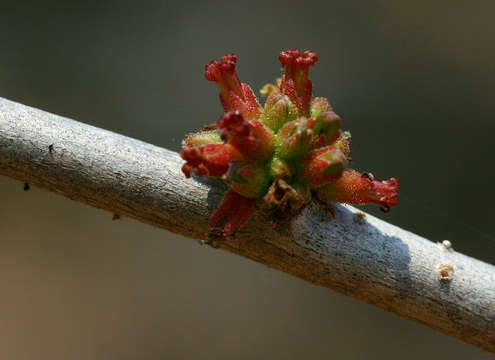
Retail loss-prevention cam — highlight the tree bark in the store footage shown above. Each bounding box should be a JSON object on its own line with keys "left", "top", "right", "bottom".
{"left": 1, "top": 97, "right": 494, "bottom": 352}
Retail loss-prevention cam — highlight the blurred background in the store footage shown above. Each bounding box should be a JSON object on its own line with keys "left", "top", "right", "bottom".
{"left": 1, "top": 1, "right": 494, "bottom": 359}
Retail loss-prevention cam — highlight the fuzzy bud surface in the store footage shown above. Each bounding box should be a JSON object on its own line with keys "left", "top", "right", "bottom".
{"left": 182, "top": 50, "right": 399, "bottom": 235}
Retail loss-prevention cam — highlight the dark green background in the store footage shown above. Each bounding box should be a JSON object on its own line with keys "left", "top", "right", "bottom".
{"left": 1, "top": 1, "right": 494, "bottom": 359}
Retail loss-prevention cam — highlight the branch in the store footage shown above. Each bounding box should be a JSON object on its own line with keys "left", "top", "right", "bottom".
{"left": 1, "top": 97, "right": 494, "bottom": 352}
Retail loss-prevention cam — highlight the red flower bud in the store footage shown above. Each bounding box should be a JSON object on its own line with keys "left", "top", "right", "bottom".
{"left": 303, "top": 146, "right": 347, "bottom": 188}
{"left": 279, "top": 49, "right": 318, "bottom": 116}
{"left": 183, "top": 50, "right": 399, "bottom": 236}
{"left": 217, "top": 110, "right": 273, "bottom": 161}
{"left": 181, "top": 143, "right": 242, "bottom": 178}
{"left": 205, "top": 54, "right": 261, "bottom": 119}
{"left": 209, "top": 189, "right": 256, "bottom": 235}
{"left": 316, "top": 170, "right": 400, "bottom": 210}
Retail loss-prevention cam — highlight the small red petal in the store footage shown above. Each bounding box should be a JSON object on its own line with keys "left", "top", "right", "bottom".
{"left": 181, "top": 143, "right": 242, "bottom": 178}
{"left": 239, "top": 83, "right": 262, "bottom": 120}
{"left": 221, "top": 54, "right": 238, "bottom": 67}
{"left": 308, "top": 118, "right": 316, "bottom": 128}
{"left": 209, "top": 190, "right": 255, "bottom": 235}
{"left": 279, "top": 78, "right": 302, "bottom": 114}
{"left": 278, "top": 49, "right": 300, "bottom": 66}
{"left": 301, "top": 50, "right": 318, "bottom": 66}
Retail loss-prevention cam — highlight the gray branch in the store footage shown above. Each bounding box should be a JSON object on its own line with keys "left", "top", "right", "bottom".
{"left": 0, "top": 97, "right": 494, "bottom": 352}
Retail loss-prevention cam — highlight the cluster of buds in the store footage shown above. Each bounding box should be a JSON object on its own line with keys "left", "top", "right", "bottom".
{"left": 181, "top": 50, "right": 399, "bottom": 235}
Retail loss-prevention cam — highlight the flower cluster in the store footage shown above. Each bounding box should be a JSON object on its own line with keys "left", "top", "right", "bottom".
{"left": 181, "top": 50, "right": 399, "bottom": 235}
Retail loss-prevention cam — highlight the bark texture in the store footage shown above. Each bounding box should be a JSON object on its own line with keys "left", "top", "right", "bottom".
{"left": 0, "top": 97, "right": 494, "bottom": 352}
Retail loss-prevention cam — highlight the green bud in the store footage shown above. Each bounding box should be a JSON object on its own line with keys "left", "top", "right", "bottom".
{"left": 260, "top": 83, "right": 278, "bottom": 97}
{"left": 260, "top": 93, "right": 298, "bottom": 132}
{"left": 312, "top": 111, "right": 341, "bottom": 142}
{"left": 183, "top": 129, "right": 222, "bottom": 147}
{"left": 225, "top": 162, "right": 270, "bottom": 199}
{"left": 310, "top": 97, "right": 331, "bottom": 118}
{"left": 321, "top": 149, "right": 346, "bottom": 177}
{"left": 275, "top": 118, "right": 312, "bottom": 160}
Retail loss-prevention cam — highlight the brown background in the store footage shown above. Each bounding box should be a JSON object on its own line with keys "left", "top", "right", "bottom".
{"left": 1, "top": 1, "right": 494, "bottom": 359}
